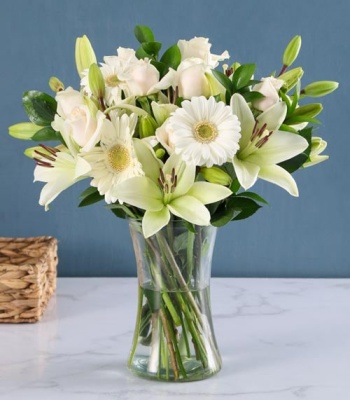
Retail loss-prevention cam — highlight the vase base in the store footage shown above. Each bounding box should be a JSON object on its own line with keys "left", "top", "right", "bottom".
{"left": 128, "top": 355, "right": 221, "bottom": 382}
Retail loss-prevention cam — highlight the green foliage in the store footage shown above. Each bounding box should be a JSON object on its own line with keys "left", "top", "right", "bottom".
{"left": 160, "top": 44, "right": 181, "bottom": 70}
{"left": 142, "top": 41, "right": 162, "bottom": 57}
{"left": 232, "top": 64, "right": 256, "bottom": 91}
{"left": 211, "top": 191, "right": 266, "bottom": 227}
{"left": 134, "top": 25, "right": 155, "bottom": 44}
{"left": 32, "top": 126, "right": 59, "bottom": 142}
{"left": 78, "top": 187, "right": 104, "bottom": 207}
{"left": 211, "top": 70, "right": 233, "bottom": 94}
{"left": 22, "top": 91, "right": 57, "bottom": 126}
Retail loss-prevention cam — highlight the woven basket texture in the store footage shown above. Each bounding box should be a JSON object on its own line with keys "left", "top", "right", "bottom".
{"left": 0, "top": 236, "right": 58, "bottom": 323}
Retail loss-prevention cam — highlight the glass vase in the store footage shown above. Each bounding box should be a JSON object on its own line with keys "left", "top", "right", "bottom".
{"left": 127, "top": 219, "right": 222, "bottom": 382}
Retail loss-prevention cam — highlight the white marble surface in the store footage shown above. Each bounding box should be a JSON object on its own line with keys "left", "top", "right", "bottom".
{"left": 1, "top": 278, "right": 350, "bottom": 399}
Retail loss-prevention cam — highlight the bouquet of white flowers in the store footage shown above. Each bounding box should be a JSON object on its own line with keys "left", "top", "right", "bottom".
{"left": 9, "top": 25, "right": 338, "bottom": 381}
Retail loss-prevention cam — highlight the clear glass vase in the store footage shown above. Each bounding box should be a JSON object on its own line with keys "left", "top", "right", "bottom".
{"left": 127, "top": 219, "right": 222, "bottom": 382}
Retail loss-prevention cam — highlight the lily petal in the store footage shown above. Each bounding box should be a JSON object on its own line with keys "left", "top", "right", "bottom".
{"left": 248, "top": 131, "right": 309, "bottom": 166}
{"left": 257, "top": 101, "right": 287, "bottom": 131}
{"left": 232, "top": 155, "right": 260, "bottom": 190}
{"left": 259, "top": 164, "right": 299, "bottom": 196}
{"left": 75, "top": 156, "right": 91, "bottom": 179}
{"left": 142, "top": 207, "right": 171, "bottom": 238}
{"left": 230, "top": 93, "right": 255, "bottom": 149}
{"left": 188, "top": 182, "right": 232, "bottom": 204}
{"left": 133, "top": 138, "right": 163, "bottom": 183}
{"left": 168, "top": 195, "right": 211, "bottom": 226}
{"left": 163, "top": 153, "right": 196, "bottom": 197}
{"left": 116, "top": 176, "right": 164, "bottom": 211}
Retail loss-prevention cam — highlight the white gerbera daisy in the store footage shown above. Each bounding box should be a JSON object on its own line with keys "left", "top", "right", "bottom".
{"left": 81, "top": 61, "right": 124, "bottom": 106}
{"left": 83, "top": 113, "right": 144, "bottom": 204}
{"left": 169, "top": 96, "right": 241, "bottom": 167}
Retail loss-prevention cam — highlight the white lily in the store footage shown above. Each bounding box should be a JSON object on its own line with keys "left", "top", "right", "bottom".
{"left": 116, "top": 151, "right": 232, "bottom": 238}
{"left": 34, "top": 145, "right": 91, "bottom": 210}
{"left": 230, "top": 93, "right": 309, "bottom": 196}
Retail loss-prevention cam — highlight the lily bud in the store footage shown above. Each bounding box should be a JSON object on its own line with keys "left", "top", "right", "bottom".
{"left": 8, "top": 122, "right": 42, "bottom": 140}
{"left": 293, "top": 103, "right": 323, "bottom": 118}
{"left": 303, "top": 137, "right": 328, "bottom": 168}
{"left": 75, "top": 35, "right": 97, "bottom": 78}
{"left": 200, "top": 166, "right": 232, "bottom": 186}
{"left": 49, "top": 76, "right": 64, "bottom": 93}
{"left": 283, "top": 35, "right": 302, "bottom": 67}
{"left": 139, "top": 114, "right": 158, "bottom": 138}
{"left": 155, "top": 148, "right": 166, "bottom": 159}
{"left": 279, "top": 67, "right": 304, "bottom": 91}
{"left": 301, "top": 81, "right": 339, "bottom": 98}
{"left": 88, "top": 63, "right": 105, "bottom": 99}
{"left": 151, "top": 101, "right": 177, "bottom": 126}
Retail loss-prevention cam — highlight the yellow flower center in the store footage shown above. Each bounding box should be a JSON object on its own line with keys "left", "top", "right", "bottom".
{"left": 107, "top": 144, "right": 131, "bottom": 172}
{"left": 193, "top": 122, "right": 218, "bottom": 143}
{"left": 105, "top": 74, "right": 120, "bottom": 87}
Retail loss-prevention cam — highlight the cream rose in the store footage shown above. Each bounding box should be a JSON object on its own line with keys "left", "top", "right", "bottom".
{"left": 177, "top": 37, "right": 229, "bottom": 68}
{"left": 65, "top": 108, "right": 106, "bottom": 152}
{"left": 56, "top": 87, "right": 85, "bottom": 119}
{"left": 252, "top": 77, "right": 284, "bottom": 111}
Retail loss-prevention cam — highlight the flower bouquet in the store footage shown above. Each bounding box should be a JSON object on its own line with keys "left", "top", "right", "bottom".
{"left": 9, "top": 25, "right": 338, "bottom": 381}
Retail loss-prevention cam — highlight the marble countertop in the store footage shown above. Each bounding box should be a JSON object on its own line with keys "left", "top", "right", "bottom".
{"left": 1, "top": 278, "right": 349, "bottom": 400}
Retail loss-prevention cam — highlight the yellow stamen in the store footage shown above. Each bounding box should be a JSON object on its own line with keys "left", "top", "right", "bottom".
{"left": 107, "top": 144, "right": 131, "bottom": 172}
{"left": 193, "top": 121, "right": 218, "bottom": 143}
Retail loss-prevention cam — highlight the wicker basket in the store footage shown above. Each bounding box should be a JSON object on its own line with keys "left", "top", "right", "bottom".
{"left": 0, "top": 236, "right": 58, "bottom": 323}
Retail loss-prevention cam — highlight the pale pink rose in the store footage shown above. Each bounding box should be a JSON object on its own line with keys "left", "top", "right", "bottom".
{"left": 125, "top": 60, "right": 160, "bottom": 96}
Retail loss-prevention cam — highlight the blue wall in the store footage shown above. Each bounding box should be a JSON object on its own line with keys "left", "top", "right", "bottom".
{"left": 0, "top": 0, "right": 349, "bottom": 277}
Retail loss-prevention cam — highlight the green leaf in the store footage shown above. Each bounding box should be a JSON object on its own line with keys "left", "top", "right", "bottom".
{"left": 230, "top": 178, "right": 241, "bottom": 193}
{"left": 151, "top": 60, "right": 168, "bottom": 78}
{"left": 78, "top": 188, "right": 104, "bottom": 207}
{"left": 211, "top": 70, "right": 233, "bottom": 94}
{"left": 106, "top": 203, "right": 138, "bottom": 219}
{"left": 182, "top": 220, "right": 196, "bottom": 233}
{"left": 32, "top": 126, "right": 59, "bottom": 141}
{"left": 135, "top": 46, "right": 150, "bottom": 59}
{"left": 278, "top": 127, "right": 313, "bottom": 173}
{"left": 134, "top": 25, "right": 155, "bottom": 44}
{"left": 160, "top": 44, "right": 181, "bottom": 70}
{"left": 236, "top": 191, "right": 269, "bottom": 205}
{"left": 79, "top": 186, "right": 98, "bottom": 199}
{"left": 228, "top": 197, "right": 262, "bottom": 221}
{"left": 242, "top": 91, "right": 265, "bottom": 103}
{"left": 232, "top": 64, "right": 256, "bottom": 90}
{"left": 142, "top": 41, "right": 162, "bottom": 57}
{"left": 211, "top": 204, "right": 237, "bottom": 227}
{"left": 22, "top": 91, "right": 57, "bottom": 126}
